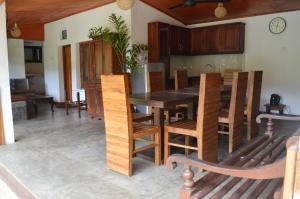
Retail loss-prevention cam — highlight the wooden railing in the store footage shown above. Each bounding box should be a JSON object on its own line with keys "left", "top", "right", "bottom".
{"left": 167, "top": 114, "right": 300, "bottom": 199}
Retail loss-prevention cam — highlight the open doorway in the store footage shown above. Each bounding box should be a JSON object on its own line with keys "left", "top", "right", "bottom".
{"left": 62, "top": 45, "right": 72, "bottom": 102}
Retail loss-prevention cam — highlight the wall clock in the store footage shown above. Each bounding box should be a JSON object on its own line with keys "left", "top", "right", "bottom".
{"left": 269, "top": 17, "right": 286, "bottom": 34}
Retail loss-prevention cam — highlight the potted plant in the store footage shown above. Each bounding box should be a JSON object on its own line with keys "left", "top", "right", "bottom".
{"left": 88, "top": 14, "right": 147, "bottom": 73}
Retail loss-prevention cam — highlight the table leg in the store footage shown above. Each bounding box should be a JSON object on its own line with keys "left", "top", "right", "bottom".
{"left": 153, "top": 107, "right": 165, "bottom": 159}
{"left": 50, "top": 98, "right": 55, "bottom": 113}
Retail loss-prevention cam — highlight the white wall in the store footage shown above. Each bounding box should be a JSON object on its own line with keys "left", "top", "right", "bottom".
{"left": 130, "top": 0, "right": 185, "bottom": 95}
{"left": 170, "top": 54, "right": 244, "bottom": 77}
{"left": 185, "top": 11, "right": 300, "bottom": 114}
{"left": 131, "top": 0, "right": 184, "bottom": 44}
{"left": 0, "top": 3, "right": 15, "bottom": 144}
{"left": 44, "top": 3, "right": 131, "bottom": 102}
{"left": 7, "top": 39, "right": 26, "bottom": 79}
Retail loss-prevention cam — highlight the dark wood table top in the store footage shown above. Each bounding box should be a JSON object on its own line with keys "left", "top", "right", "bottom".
{"left": 131, "top": 86, "right": 231, "bottom": 108}
{"left": 131, "top": 91, "right": 198, "bottom": 109}
{"left": 169, "top": 85, "right": 232, "bottom": 96}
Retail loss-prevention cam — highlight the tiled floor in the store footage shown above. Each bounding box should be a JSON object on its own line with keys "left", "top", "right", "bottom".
{"left": 0, "top": 104, "right": 299, "bottom": 199}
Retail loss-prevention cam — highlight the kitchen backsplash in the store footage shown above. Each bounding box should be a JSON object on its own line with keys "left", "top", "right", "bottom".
{"left": 170, "top": 54, "right": 245, "bottom": 77}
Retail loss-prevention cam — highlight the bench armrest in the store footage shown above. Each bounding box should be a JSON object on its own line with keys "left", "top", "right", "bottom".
{"left": 167, "top": 154, "right": 285, "bottom": 180}
{"left": 256, "top": 114, "right": 300, "bottom": 124}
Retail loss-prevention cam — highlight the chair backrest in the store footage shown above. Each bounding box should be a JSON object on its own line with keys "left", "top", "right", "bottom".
{"left": 175, "top": 70, "right": 188, "bottom": 90}
{"left": 228, "top": 72, "right": 248, "bottom": 152}
{"left": 147, "top": 72, "right": 165, "bottom": 92}
{"left": 196, "top": 73, "right": 221, "bottom": 163}
{"left": 101, "top": 75, "right": 133, "bottom": 176}
{"left": 223, "top": 69, "right": 242, "bottom": 86}
{"left": 246, "top": 71, "right": 263, "bottom": 139}
{"left": 247, "top": 71, "right": 263, "bottom": 118}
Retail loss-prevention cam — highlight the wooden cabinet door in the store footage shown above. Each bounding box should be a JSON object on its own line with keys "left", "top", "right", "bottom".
{"left": 206, "top": 26, "right": 223, "bottom": 53}
{"left": 85, "top": 87, "right": 96, "bottom": 116}
{"left": 222, "top": 23, "right": 245, "bottom": 53}
{"left": 93, "top": 40, "right": 103, "bottom": 81}
{"left": 191, "top": 28, "right": 207, "bottom": 54}
{"left": 80, "top": 42, "right": 91, "bottom": 86}
{"left": 181, "top": 28, "right": 190, "bottom": 55}
{"left": 169, "top": 26, "right": 190, "bottom": 55}
{"left": 148, "top": 22, "right": 161, "bottom": 62}
{"left": 95, "top": 84, "right": 103, "bottom": 118}
{"left": 169, "top": 25, "right": 180, "bottom": 55}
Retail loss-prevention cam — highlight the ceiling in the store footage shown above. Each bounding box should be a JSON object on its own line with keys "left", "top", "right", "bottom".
{"left": 141, "top": 0, "right": 300, "bottom": 25}
{"left": 6, "top": 0, "right": 114, "bottom": 27}
{"left": 5, "top": 0, "right": 300, "bottom": 28}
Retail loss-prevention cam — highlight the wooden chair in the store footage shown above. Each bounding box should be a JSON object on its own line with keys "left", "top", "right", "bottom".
{"left": 148, "top": 71, "right": 187, "bottom": 123}
{"left": 175, "top": 70, "right": 188, "bottom": 90}
{"left": 65, "top": 89, "right": 72, "bottom": 115}
{"left": 175, "top": 70, "right": 190, "bottom": 119}
{"left": 127, "top": 74, "right": 154, "bottom": 124}
{"left": 223, "top": 68, "right": 242, "bottom": 86}
{"left": 101, "top": 74, "right": 161, "bottom": 176}
{"left": 167, "top": 114, "right": 300, "bottom": 199}
{"left": 164, "top": 73, "right": 221, "bottom": 164}
{"left": 245, "top": 71, "right": 263, "bottom": 140}
{"left": 76, "top": 91, "right": 87, "bottom": 118}
{"left": 218, "top": 72, "right": 248, "bottom": 153}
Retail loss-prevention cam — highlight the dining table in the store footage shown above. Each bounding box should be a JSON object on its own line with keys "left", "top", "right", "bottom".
{"left": 130, "top": 85, "right": 232, "bottom": 159}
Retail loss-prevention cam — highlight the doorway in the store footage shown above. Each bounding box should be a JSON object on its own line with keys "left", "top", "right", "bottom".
{"left": 62, "top": 45, "right": 72, "bottom": 102}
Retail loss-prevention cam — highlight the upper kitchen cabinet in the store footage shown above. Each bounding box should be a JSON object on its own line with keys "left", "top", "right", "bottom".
{"left": 191, "top": 28, "right": 207, "bottom": 54}
{"left": 222, "top": 23, "right": 245, "bottom": 53}
{"left": 191, "top": 23, "right": 245, "bottom": 55}
{"left": 148, "top": 22, "right": 170, "bottom": 63}
{"left": 169, "top": 26, "right": 190, "bottom": 55}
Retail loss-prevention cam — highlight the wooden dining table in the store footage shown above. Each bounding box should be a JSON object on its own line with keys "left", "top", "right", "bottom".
{"left": 130, "top": 85, "right": 231, "bottom": 159}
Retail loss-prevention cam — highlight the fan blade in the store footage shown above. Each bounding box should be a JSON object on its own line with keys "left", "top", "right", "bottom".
{"left": 169, "top": 3, "right": 185, "bottom": 10}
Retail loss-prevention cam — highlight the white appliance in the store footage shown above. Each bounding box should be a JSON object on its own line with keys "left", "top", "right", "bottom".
{"left": 131, "top": 62, "right": 165, "bottom": 113}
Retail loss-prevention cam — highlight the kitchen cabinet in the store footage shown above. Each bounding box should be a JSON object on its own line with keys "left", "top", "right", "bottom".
{"left": 190, "top": 23, "right": 245, "bottom": 55}
{"left": 169, "top": 26, "right": 190, "bottom": 55}
{"left": 191, "top": 28, "right": 207, "bottom": 54}
{"left": 79, "top": 39, "right": 121, "bottom": 118}
{"left": 222, "top": 23, "right": 245, "bottom": 53}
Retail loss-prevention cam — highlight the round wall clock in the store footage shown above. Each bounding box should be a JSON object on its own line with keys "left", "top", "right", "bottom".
{"left": 269, "top": 17, "right": 287, "bottom": 34}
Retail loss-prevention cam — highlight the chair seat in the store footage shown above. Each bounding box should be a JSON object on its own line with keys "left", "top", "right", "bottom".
{"left": 218, "top": 110, "right": 229, "bottom": 123}
{"left": 133, "top": 123, "right": 159, "bottom": 139}
{"left": 132, "top": 113, "right": 154, "bottom": 123}
{"left": 165, "top": 120, "right": 197, "bottom": 137}
{"left": 176, "top": 104, "right": 188, "bottom": 108}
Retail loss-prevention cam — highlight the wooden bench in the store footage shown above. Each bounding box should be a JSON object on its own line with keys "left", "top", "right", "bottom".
{"left": 167, "top": 114, "right": 300, "bottom": 199}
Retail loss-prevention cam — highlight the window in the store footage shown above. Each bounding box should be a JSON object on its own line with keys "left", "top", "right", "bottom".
{"left": 24, "top": 46, "right": 43, "bottom": 63}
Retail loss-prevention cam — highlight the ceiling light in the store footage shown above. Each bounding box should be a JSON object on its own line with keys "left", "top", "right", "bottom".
{"left": 10, "top": 22, "right": 22, "bottom": 38}
{"left": 214, "top": 3, "right": 227, "bottom": 18}
{"left": 116, "top": 0, "right": 134, "bottom": 10}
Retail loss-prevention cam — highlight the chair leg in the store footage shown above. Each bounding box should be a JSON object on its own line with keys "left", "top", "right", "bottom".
{"left": 65, "top": 101, "right": 69, "bottom": 115}
{"left": 154, "top": 130, "right": 161, "bottom": 166}
{"left": 77, "top": 92, "right": 81, "bottom": 118}
{"left": 164, "top": 128, "right": 170, "bottom": 164}
{"left": 185, "top": 136, "right": 190, "bottom": 156}
{"left": 132, "top": 139, "right": 136, "bottom": 158}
